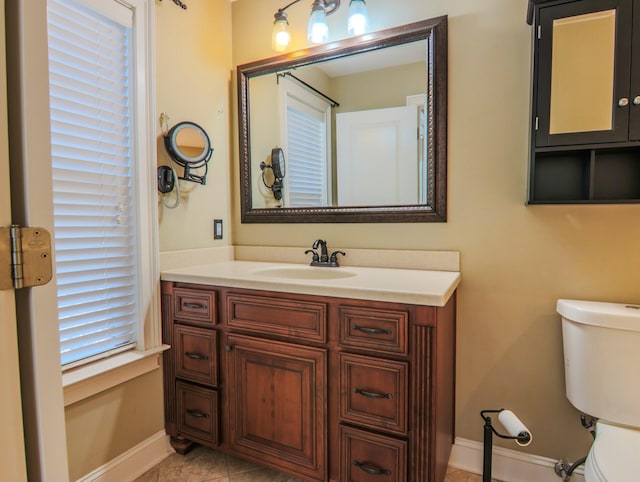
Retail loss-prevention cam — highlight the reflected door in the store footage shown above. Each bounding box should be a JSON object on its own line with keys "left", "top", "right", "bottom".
{"left": 535, "top": 0, "right": 633, "bottom": 146}
{"left": 336, "top": 106, "right": 418, "bottom": 206}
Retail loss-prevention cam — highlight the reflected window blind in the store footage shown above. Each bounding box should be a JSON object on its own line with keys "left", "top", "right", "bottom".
{"left": 286, "top": 104, "right": 328, "bottom": 207}
{"left": 48, "top": 0, "right": 139, "bottom": 367}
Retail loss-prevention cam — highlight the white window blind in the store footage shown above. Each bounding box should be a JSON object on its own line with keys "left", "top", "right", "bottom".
{"left": 286, "top": 104, "right": 328, "bottom": 206}
{"left": 280, "top": 78, "right": 332, "bottom": 207}
{"left": 47, "top": 0, "right": 139, "bottom": 367}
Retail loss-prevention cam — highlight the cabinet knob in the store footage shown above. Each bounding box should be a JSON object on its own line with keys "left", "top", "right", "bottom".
{"left": 618, "top": 97, "right": 629, "bottom": 107}
{"left": 633, "top": 96, "right": 640, "bottom": 106}
{"left": 224, "top": 344, "right": 233, "bottom": 352}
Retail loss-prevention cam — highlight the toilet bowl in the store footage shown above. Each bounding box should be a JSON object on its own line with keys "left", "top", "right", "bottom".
{"left": 584, "top": 421, "right": 640, "bottom": 482}
{"left": 557, "top": 300, "right": 640, "bottom": 482}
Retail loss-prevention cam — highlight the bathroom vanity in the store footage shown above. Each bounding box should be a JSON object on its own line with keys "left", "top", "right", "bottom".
{"left": 160, "top": 261, "right": 459, "bottom": 482}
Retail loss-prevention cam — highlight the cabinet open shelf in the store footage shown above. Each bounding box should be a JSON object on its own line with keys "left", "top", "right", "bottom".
{"left": 530, "top": 147, "right": 640, "bottom": 203}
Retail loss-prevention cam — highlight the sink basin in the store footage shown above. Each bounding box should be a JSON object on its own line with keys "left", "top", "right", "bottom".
{"left": 254, "top": 266, "right": 357, "bottom": 280}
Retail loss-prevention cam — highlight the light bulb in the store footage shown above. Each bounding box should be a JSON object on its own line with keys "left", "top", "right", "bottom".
{"left": 272, "top": 12, "right": 290, "bottom": 52}
{"left": 307, "top": 6, "right": 328, "bottom": 44}
{"left": 347, "top": 0, "right": 369, "bottom": 36}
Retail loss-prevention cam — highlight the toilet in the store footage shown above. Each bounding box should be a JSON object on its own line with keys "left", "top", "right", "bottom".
{"left": 557, "top": 299, "right": 640, "bottom": 482}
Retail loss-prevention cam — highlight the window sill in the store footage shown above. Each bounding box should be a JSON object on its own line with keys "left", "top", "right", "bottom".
{"left": 62, "top": 345, "right": 170, "bottom": 406}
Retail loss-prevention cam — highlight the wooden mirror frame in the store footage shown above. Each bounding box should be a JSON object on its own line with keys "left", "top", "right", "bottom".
{"left": 238, "top": 16, "right": 448, "bottom": 223}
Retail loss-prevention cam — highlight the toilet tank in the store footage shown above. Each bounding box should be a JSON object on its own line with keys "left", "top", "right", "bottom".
{"left": 557, "top": 299, "right": 640, "bottom": 429}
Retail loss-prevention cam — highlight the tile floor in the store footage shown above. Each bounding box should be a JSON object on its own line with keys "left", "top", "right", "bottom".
{"left": 135, "top": 445, "right": 487, "bottom": 482}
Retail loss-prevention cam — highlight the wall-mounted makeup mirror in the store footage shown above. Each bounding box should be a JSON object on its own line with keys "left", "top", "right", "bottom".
{"left": 164, "top": 121, "right": 213, "bottom": 184}
{"left": 260, "top": 147, "right": 286, "bottom": 200}
{"left": 238, "top": 16, "right": 447, "bottom": 223}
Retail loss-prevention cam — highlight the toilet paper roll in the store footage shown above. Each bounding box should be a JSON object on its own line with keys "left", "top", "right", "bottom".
{"left": 498, "top": 410, "right": 532, "bottom": 446}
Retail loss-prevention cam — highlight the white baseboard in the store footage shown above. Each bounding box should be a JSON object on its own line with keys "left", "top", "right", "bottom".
{"left": 449, "top": 437, "right": 585, "bottom": 482}
{"left": 76, "top": 430, "right": 174, "bottom": 482}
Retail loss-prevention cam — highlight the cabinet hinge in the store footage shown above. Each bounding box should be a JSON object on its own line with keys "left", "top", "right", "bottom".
{"left": 0, "top": 225, "right": 53, "bottom": 290}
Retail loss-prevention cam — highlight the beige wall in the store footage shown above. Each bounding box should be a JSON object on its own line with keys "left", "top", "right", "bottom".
{"left": 248, "top": 74, "right": 281, "bottom": 208}
{"left": 157, "top": 0, "right": 233, "bottom": 250}
{"left": 65, "top": 370, "right": 164, "bottom": 481}
{"left": 332, "top": 62, "right": 426, "bottom": 113}
{"left": 231, "top": 0, "right": 640, "bottom": 461}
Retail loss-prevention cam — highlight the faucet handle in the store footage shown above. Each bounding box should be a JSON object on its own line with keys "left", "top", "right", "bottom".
{"left": 329, "top": 250, "right": 345, "bottom": 267}
{"left": 305, "top": 249, "right": 319, "bottom": 265}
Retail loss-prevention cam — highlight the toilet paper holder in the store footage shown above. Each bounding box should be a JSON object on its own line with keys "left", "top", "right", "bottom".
{"left": 480, "top": 409, "right": 532, "bottom": 482}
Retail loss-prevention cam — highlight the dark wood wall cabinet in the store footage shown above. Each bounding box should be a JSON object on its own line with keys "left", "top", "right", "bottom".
{"left": 161, "top": 281, "right": 456, "bottom": 482}
{"left": 527, "top": 0, "right": 640, "bottom": 203}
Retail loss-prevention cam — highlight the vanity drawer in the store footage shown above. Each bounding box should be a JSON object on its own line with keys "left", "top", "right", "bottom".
{"left": 174, "top": 325, "right": 218, "bottom": 387}
{"left": 176, "top": 381, "right": 219, "bottom": 447}
{"left": 226, "top": 292, "right": 326, "bottom": 343}
{"left": 340, "top": 425, "right": 406, "bottom": 482}
{"left": 339, "top": 305, "right": 408, "bottom": 355}
{"left": 340, "top": 353, "right": 408, "bottom": 435}
{"left": 174, "top": 288, "right": 217, "bottom": 327}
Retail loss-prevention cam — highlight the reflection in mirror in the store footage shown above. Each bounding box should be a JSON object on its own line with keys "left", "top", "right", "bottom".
{"left": 175, "top": 127, "right": 207, "bottom": 157}
{"left": 550, "top": 10, "right": 616, "bottom": 134}
{"left": 259, "top": 147, "right": 286, "bottom": 201}
{"left": 238, "top": 17, "right": 448, "bottom": 223}
{"left": 249, "top": 41, "right": 427, "bottom": 208}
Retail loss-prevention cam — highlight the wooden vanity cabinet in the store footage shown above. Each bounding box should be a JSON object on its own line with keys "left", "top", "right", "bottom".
{"left": 161, "top": 281, "right": 456, "bottom": 482}
{"left": 527, "top": 0, "right": 640, "bottom": 203}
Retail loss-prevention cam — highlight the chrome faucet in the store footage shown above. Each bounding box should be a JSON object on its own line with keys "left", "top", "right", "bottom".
{"left": 305, "top": 239, "right": 345, "bottom": 267}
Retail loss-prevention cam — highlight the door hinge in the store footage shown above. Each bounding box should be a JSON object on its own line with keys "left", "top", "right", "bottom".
{"left": 0, "top": 225, "right": 53, "bottom": 290}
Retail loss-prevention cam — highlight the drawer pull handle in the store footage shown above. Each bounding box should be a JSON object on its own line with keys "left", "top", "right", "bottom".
{"left": 353, "top": 460, "right": 391, "bottom": 476}
{"left": 354, "top": 325, "right": 391, "bottom": 335}
{"left": 354, "top": 388, "right": 392, "bottom": 400}
{"left": 186, "top": 409, "right": 209, "bottom": 419}
{"left": 183, "top": 302, "right": 207, "bottom": 310}
{"left": 185, "top": 352, "right": 208, "bottom": 360}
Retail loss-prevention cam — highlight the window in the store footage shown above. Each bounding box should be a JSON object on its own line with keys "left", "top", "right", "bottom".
{"left": 47, "top": 0, "right": 157, "bottom": 368}
{"left": 279, "top": 78, "right": 332, "bottom": 207}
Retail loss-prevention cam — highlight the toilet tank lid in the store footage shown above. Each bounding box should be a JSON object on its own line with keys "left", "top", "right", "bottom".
{"left": 557, "top": 299, "right": 640, "bottom": 332}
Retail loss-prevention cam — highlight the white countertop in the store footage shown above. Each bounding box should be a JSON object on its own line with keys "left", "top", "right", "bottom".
{"left": 161, "top": 260, "right": 460, "bottom": 307}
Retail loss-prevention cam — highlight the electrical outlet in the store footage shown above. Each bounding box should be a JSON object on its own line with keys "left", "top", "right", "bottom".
{"left": 213, "top": 219, "right": 223, "bottom": 240}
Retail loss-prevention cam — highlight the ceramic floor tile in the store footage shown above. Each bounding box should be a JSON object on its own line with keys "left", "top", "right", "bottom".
{"left": 155, "top": 447, "right": 229, "bottom": 482}
{"left": 226, "top": 454, "right": 263, "bottom": 475}
{"left": 139, "top": 445, "right": 484, "bottom": 482}
{"left": 134, "top": 466, "right": 159, "bottom": 482}
{"left": 445, "top": 466, "right": 498, "bottom": 482}
{"left": 228, "top": 467, "right": 304, "bottom": 482}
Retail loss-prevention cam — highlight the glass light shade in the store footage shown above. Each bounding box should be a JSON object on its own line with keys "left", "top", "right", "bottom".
{"left": 347, "top": 0, "right": 369, "bottom": 36}
{"left": 272, "top": 17, "right": 290, "bottom": 52}
{"left": 307, "top": 7, "right": 329, "bottom": 43}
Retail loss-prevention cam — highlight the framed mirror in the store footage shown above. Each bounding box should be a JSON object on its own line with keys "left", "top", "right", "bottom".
{"left": 238, "top": 16, "right": 447, "bottom": 223}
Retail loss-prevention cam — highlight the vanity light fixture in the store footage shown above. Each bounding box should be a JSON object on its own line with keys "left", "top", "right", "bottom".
{"left": 272, "top": 0, "right": 369, "bottom": 52}
{"left": 159, "top": 0, "right": 187, "bottom": 9}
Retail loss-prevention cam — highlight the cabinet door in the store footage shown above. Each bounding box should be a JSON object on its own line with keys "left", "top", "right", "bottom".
{"left": 629, "top": 0, "right": 640, "bottom": 139}
{"left": 535, "top": 0, "right": 632, "bottom": 146}
{"left": 225, "top": 334, "right": 326, "bottom": 481}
